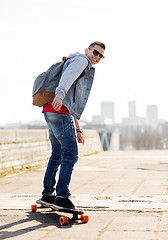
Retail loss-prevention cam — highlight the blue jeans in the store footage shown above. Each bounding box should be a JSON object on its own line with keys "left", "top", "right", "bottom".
{"left": 42, "top": 112, "right": 78, "bottom": 197}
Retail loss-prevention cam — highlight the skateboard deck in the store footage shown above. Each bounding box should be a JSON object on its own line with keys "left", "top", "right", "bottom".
{"left": 31, "top": 199, "right": 89, "bottom": 225}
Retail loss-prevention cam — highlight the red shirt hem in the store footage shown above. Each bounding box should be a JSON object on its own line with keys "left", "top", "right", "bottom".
{"left": 42, "top": 104, "right": 70, "bottom": 114}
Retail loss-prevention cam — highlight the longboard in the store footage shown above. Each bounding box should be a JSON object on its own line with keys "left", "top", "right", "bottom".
{"left": 31, "top": 199, "right": 89, "bottom": 225}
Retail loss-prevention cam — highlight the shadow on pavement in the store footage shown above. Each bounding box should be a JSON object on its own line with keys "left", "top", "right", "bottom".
{"left": 0, "top": 209, "right": 76, "bottom": 239}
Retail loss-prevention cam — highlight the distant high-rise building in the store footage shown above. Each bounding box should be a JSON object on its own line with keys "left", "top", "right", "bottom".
{"left": 146, "top": 104, "right": 158, "bottom": 128}
{"left": 128, "top": 101, "right": 136, "bottom": 118}
{"left": 101, "top": 101, "right": 115, "bottom": 123}
{"left": 122, "top": 100, "right": 145, "bottom": 126}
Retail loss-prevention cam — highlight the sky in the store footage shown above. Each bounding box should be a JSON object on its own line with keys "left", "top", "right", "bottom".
{"left": 1, "top": 0, "right": 168, "bottom": 125}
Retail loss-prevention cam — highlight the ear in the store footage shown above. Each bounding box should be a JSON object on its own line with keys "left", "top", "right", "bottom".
{"left": 85, "top": 48, "right": 89, "bottom": 55}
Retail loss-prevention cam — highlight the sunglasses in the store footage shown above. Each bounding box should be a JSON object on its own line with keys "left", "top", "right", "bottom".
{"left": 89, "top": 48, "right": 105, "bottom": 59}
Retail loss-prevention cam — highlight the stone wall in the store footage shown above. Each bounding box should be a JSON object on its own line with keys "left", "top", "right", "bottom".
{"left": 0, "top": 129, "right": 102, "bottom": 174}
{"left": 78, "top": 129, "right": 103, "bottom": 155}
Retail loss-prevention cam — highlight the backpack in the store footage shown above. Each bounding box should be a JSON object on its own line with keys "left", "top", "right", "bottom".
{"left": 32, "top": 60, "right": 66, "bottom": 107}
{"left": 32, "top": 58, "right": 88, "bottom": 107}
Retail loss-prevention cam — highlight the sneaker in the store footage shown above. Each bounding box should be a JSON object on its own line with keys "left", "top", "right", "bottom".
{"left": 54, "top": 197, "right": 76, "bottom": 209}
{"left": 41, "top": 194, "right": 56, "bottom": 204}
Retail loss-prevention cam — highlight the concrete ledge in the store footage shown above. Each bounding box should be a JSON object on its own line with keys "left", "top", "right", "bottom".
{"left": 0, "top": 129, "right": 102, "bottom": 175}
{"left": 0, "top": 130, "right": 50, "bottom": 175}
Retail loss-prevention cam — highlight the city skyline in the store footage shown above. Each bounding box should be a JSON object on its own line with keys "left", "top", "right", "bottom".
{"left": 91, "top": 100, "right": 162, "bottom": 127}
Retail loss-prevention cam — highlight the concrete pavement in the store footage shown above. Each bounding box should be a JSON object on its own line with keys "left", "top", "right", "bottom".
{"left": 0, "top": 150, "right": 168, "bottom": 239}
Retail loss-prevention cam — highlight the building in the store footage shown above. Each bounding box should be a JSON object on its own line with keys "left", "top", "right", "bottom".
{"left": 128, "top": 100, "right": 136, "bottom": 119}
{"left": 146, "top": 104, "right": 158, "bottom": 129}
{"left": 122, "top": 101, "right": 145, "bottom": 127}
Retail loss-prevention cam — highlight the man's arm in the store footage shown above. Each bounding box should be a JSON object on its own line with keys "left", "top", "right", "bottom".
{"left": 52, "top": 56, "right": 88, "bottom": 111}
{"left": 74, "top": 117, "right": 84, "bottom": 143}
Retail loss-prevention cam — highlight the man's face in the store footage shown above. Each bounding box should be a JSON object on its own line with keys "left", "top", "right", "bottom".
{"left": 85, "top": 45, "right": 105, "bottom": 65}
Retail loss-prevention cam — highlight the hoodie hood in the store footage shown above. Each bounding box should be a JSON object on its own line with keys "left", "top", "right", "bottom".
{"left": 67, "top": 52, "right": 92, "bottom": 66}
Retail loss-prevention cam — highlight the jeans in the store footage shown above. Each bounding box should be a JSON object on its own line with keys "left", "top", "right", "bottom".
{"left": 42, "top": 112, "right": 78, "bottom": 197}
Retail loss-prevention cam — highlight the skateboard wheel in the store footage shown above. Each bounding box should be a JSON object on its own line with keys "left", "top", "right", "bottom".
{"left": 31, "top": 204, "right": 37, "bottom": 212}
{"left": 80, "top": 215, "right": 89, "bottom": 223}
{"left": 59, "top": 216, "right": 69, "bottom": 226}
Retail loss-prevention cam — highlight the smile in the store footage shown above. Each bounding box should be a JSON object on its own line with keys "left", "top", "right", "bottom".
{"left": 92, "top": 58, "right": 98, "bottom": 63}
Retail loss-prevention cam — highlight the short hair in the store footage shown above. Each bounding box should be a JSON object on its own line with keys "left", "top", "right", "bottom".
{"left": 88, "top": 41, "right": 106, "bottom": 50}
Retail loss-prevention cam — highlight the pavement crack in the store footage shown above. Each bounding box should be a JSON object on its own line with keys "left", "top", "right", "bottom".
{"left": 72, "top": 175, "right": 102, "bottom": 192}
{"left": 153, "top": 212, "right": 163, "bottom": 240}
{"left": 100, "top": 172, "right": 128, "bottom": 194}
{"left": 132, "top": 172, "right": 149, "bottom": 194}
{"left": 96, "top": 212, "right": 119, "bottom": 240}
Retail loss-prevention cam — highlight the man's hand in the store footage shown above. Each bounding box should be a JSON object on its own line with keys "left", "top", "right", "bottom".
{"left": 52, "top": 97, "right": 63, "bottom": 111}
{"left": 77, "top": 132, "right": 84, "bottom": 143}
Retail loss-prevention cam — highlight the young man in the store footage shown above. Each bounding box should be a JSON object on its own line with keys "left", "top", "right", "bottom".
{"left": 41, "top": 41, "right": 106, "bottom": 209}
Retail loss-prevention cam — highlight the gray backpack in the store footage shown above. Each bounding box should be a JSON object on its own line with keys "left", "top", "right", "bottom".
{"left": 32, "top": 60, "right": 66, "bottom": 107}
